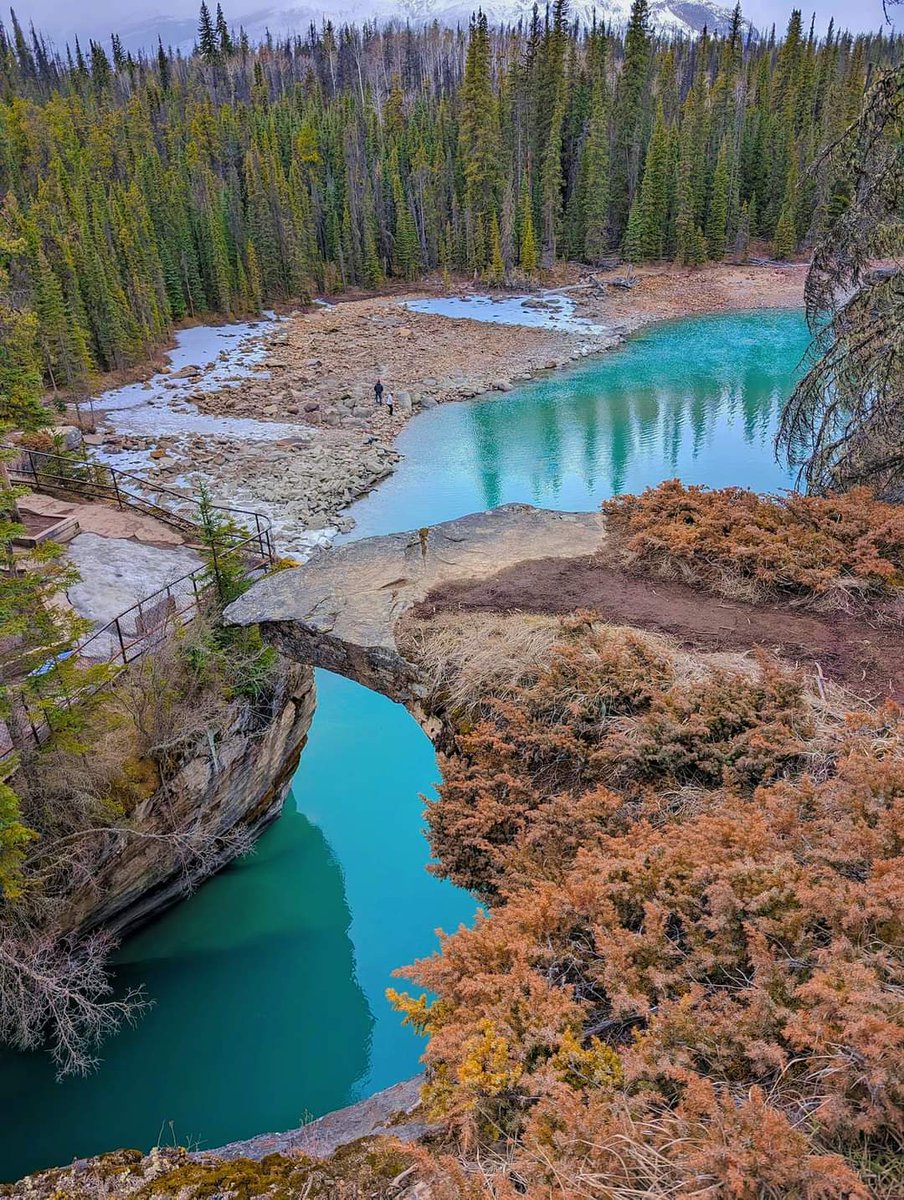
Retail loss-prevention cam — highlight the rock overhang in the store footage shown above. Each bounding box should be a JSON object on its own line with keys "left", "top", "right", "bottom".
{"left": 225, "top": 504, "right": 606, "bottom": 701}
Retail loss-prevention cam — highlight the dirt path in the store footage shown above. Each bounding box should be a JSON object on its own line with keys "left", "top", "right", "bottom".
{"left": 413, "top": 555, "right": 902, "bottom": 704}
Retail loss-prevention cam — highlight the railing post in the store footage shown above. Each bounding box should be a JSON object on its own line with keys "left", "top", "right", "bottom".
{"left": 111, "top": 469, "right": 123, "bottom": 511}
{"left": 115, "top": 617, "right": 127, "bottom": 666}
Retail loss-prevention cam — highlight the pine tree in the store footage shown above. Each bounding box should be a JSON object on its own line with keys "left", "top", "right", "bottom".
{"left": 581, "top": 81, "right": 610, "bottom": 264}
{"left": 459, "top": 12, "right": 500, "bottom": 225}
{"left": 706, "top": 141, "right": 729, "bottom": 260}
{"left": 198, "top": 2, "right": 218, "bottom": 62}
{"left": 393, "top": 180, "right": 421, "bottom": 281}
{"left": 623, "top": 104, "right": 670, "bottom": 261}
{"left": 245, "top": 240, "right": 262, "bottom": 311}
{"left": 773, "top": 161, "right": 798, "bottom": 259}
{"left": 215, "top": 4, "right": 233, "bottom": 55}
{"left": 611, "top": 0, "right": 652, "bottom": 240}
{"left": 733, "top": 200, "right": 750, "bottom": 263}
{"left": 32, "top": 249, "right": 93, "bottom": 388}
{"left": 0, "top": 229, "right": 45, "bottom": 429}
{"left": 518, "top": 179, "right": 539, "bottom": 273}
{"left": 540, "top": 96, "right": 565, "bottom": 260}
{"left": 110, "top": 33, "right": 125, "bottom": 71}
{"left": 487, "top": 212, "right": 505, "bottom": 284}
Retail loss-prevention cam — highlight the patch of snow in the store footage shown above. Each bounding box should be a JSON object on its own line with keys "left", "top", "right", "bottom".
{"left": 404, "top": 292, "right": 606, "bottom": 335}
{"left": 95, "top": 315, "right": 308, "bottom": 445}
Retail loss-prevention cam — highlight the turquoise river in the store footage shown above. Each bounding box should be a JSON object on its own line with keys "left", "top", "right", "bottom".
{"left": 0, "top": 309, "right": 809, "bottom": 1181}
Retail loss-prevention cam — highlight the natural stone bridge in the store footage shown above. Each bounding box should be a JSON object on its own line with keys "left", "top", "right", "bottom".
{"left": 225, "top": 504, "right": 607, "bottom": 706}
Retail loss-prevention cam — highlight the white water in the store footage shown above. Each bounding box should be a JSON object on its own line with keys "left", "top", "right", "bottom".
{"left": 404, "top": 291, "right": 607, "bottom": 335}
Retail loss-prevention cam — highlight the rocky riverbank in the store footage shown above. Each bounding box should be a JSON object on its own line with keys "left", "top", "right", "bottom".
{"left": 88, "top": 263, "right": 806, "bottom": 557}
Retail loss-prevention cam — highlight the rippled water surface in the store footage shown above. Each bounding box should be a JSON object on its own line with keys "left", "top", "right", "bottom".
{"left": 1, "top": 309, "right": 807, "bottom": 1181}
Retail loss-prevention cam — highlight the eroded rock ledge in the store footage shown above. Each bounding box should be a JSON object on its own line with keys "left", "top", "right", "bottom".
{"left": 64, "top": 657, "right": 316, "bottom": 938}
{"left": 225, "top": 505, "right": 607, "bottom": 704}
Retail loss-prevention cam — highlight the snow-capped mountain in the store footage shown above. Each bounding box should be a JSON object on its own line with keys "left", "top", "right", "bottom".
{"left": 112, "top": 0, "right": 743, "bottom": 55}
{"left": 389, "top": 0, "right": 742, "bottom": 36}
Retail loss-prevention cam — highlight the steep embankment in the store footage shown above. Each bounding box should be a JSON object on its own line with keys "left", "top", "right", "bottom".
{"left": 62, "top": 657, "right": 315, "bottom": 938}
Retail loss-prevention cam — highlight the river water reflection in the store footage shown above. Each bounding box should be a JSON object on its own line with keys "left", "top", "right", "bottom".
{"left": 0, "top": 309, "right": 807, "bottom": 1180}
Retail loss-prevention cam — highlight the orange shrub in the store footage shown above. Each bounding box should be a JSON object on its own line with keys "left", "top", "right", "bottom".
{"left": 428, "top": 626, "right": 813, "bottom": 896}
{"left": 396, "top": 622, "right": 903, "bottom": 1197}
{"left": 602, "top": 479, "right": 904, "bottom": 605}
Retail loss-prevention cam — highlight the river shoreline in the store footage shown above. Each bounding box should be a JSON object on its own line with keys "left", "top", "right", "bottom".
{"left": 81, "top": 262, "right": 806, "bottom": 558}
{"left": 4, "top": 299, "right": 813, "bottom": 1187}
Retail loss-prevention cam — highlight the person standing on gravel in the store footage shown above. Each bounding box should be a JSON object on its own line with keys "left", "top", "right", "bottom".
{"left": 385, "top": 391, "right": 394, "bottom": 416}
{"left": 374, "top": 379, "right": 384, "bottom": 405}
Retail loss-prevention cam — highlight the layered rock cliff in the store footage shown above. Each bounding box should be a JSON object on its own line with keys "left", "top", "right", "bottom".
{"left": 64, "top": 657, "right": 315, "bottom": 938}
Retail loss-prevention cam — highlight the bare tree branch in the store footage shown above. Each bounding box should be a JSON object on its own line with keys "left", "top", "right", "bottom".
{"left": 777, "top": 65, "right": 904, "bottom": 496}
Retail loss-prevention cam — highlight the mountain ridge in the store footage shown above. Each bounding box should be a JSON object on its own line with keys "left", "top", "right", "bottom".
{"left": 110, "top": 0, "right": 746, "bottom": 55}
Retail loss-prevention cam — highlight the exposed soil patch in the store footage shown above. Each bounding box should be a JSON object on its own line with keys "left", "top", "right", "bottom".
{"left": 413, "top": 554, "right": 903, "bottom": 704}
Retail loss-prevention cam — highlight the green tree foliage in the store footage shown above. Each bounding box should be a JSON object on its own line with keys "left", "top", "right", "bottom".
{"left": 0, "top": 229, "right": 45, "bottom": 429}
{"left": 623, "top": 105, "right": 671, "bottom": 261}
{"left": 580, "top": 80, "right": 611, "bottom": 264}
{"left": 777, "top": 60, "right": 904, "bottom": 495}
{"left": 773, "top": 160, "right": 799, "bottom": 258}
{"left": 0, "top": 450, "right": 105, "bottom": 895}
{"left": 0, "top": 3, "right": 893, "bottom": 395}
{"left": 706, "top": 140, "right": 730, "bottom": 259}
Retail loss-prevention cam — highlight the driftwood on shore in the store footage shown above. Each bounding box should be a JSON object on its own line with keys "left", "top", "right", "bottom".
{"left": 579, "top": 266, "right": 637, "bottom": 295}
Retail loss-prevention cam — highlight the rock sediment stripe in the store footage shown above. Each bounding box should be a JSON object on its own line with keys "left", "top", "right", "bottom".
{"left": 225, "top": 505, "right": 607, "bottom": 702}
{"left": 64, "top": 659, "right": 316, "bottom": 938}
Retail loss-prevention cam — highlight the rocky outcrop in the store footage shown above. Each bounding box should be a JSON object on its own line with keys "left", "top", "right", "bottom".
{"left": 203, "top": 1076, "right": 429, "bottom": 1162}
{"left": 64, "top": 657, "right": 316, "bottom": 938}
{"left": 5, "top": 1080, "right": 435, "bottom": 1199}
{"left": 225, "top": 505, "right": 607, "bottom": 706}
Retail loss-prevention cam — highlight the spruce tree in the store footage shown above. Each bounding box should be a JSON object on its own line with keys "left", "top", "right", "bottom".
{"left": 246, "top": 240, "right": 262, "bottom": 310}
{"left": 198, "top": 2, "right": 218, "bottom": 62}
{"left": 706, "top": 141, "right": 729, "bottom": 260}
{"left": 773, "top": 161, "right": 798, "bottom": 259}
{"left": 0, "top": 232, "right": 45, "bottom": 429}
{"left": 459, "top": 13, "right": 500, "bottom": 226}
{"left": 487, "top": 213, "right": 505, "bottom": 284}
{"left": 215, "top": 4, "right": 233, "bottom": 55}
{"left": 611, "top": 0, "right": 652, "bottom": 241}
{"left": 518, "top": 179, "right": 539, "bottom": 273}
{"left": 623, "top": 104, "right": 670, "bottom": 261}
{"left": 582, "top": 80, "right": 610, "bottom": 264}
{"left": 733, "top": 200, "right": 750, "bottom": 263}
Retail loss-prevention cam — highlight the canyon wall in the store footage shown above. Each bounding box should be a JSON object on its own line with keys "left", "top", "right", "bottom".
{"left": 64, "top": 657, "right": 315, "bottom": 938}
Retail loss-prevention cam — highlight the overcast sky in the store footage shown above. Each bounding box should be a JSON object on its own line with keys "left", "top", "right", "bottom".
{"left": 8, "top": 0, "right": 895, "bottom": 52}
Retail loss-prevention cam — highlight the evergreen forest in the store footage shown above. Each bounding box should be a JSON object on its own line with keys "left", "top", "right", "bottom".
{"left": 0, "top": 0, "right": 900, "bottom": 402}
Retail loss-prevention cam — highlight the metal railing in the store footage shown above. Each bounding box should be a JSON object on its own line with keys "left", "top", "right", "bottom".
{"left": 7, "top": 445, "right": 275, "bottom": 564}
{"left": 1, "top": 532, "right": 269, "bottom": 761}
{"left": 2, "top": 445, "right": 279, "bottom": 761}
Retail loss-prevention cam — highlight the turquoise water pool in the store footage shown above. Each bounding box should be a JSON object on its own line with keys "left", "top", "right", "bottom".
{"left": 0, "top": 309, "right": 808, "bottom": 1181}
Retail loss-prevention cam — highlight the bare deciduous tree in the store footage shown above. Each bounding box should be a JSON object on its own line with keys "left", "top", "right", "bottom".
{"left": 0, "top": 925, "right": 149, "bottom": 1076}
{"left": 778, "top": 60, "right": 903, "bottom": 495}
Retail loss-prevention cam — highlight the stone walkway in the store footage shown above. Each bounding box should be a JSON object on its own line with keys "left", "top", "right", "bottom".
{"left": 20, "top": 492, "right": 202, "bottom": 657}
{"left": 20, "top": 492, "right": 188, "bottom": 545}
{"left": 65, "top": 533, "right": 202, "bottom": 643}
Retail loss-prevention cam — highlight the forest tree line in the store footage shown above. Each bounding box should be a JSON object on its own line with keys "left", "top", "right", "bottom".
{"left": 0, "top": 0, "right": 900, "bottom": 400}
